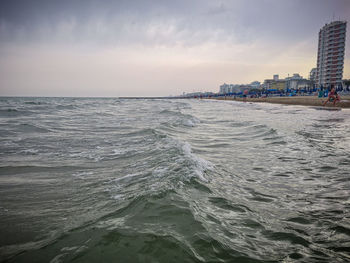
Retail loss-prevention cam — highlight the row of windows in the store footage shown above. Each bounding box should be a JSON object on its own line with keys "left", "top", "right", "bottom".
{"left": 318, "top": 35, "right": 345, "bottom": 42}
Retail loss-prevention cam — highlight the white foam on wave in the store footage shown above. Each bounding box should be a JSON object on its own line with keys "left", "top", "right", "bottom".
{"left": 112, "top": 149, "right": 122, "bottom": 155}
{"left": 61, "top": 246, "right": 79, "bottom": 252}
{"left": 158, "top": 137, "right": 213, "bottom": 182}
{"left": 113, "top": 172, "right": 141, "bottom": 183}
{"left": 111, "top": 148, "right": 129, "bottom": 156}
{"left": 72, "top": 171, "right": 94, "bottom": 178}
{"left": 69, "top": 151, "right": 102, "bottom": 162}
{"left": 152, "top": 167, "right": 168, "bottom": 177}
{"left": 182, "top": 119, "right": 196, "bottom": 127}
{"left": 181, "top": 115, "right": 201, "bottom": 127}
{"left": 181, "top": 142, "right": 213, "bottom": 182}
{"left": 113, "top": 194, "right": 124, "bottom": 200}
{"left": 49, "top": 253, "right": 67, "bottom": 263}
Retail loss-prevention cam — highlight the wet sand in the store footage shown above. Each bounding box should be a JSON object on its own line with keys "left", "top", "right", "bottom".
{"left": 211, "top": 95, "right": 350, "bottom": 108}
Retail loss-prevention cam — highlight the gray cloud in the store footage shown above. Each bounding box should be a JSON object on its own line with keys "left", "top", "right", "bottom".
{"left": 0, "top": 0, "right": 349, "bottom": 96}
{"left": 1, "top": 0, "right": 348, "bottom": 47}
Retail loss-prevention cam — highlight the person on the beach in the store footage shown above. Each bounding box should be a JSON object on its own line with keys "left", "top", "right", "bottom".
{"left": 323, "top": 87, "right": 340, "bottom": 106}
{"left": 318, "top": 88, "right": 324, "bottom": 98}
{"left": 243, "top": 89, "right": 248, "bottom": 102}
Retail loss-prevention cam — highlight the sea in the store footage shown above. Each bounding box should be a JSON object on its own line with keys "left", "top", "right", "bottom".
{"left": 0, "top": 97, "right": 349, "bottom": 262}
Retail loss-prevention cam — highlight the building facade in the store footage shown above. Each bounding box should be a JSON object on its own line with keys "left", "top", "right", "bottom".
{"left": 271, "top": 80, "right": 286, "bottom": 90}
{"left": 219, "top": 83, "right": 230, "bottom": 94}
{"left": 285, "top": 73, "right": 310, "bottom": 90}
{"left": 219, "top": 83, "right": 252, "bottom": 94}
{"left": 316, "top": 21, "right": 347, "bottom": 88}
{"left": 250, "top": 81, "right": 261, "bottom": 89}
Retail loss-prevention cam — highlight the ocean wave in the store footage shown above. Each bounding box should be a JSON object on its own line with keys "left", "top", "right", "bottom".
{"left": 20, "top": 148, "right": 39, "bottom": 155}
{"left": 158, "top": 136, "right": 214, "bottom": 183}
{"left": 0, "top": 108, "right": 34, "bottom": 117}
{"left": 182, "top": 118, "right": 200, "bottom": 127}
{"left": 69, "top": 151, "right": 103, "bottom": 162}
{"left": 24, "top": 101, "right": 48, "bottom": 105}
{"left": 55, "top": 104, "right": 76, "bottom": 110}
{"left": 72, "top": 171, "right": 94, "bottom": 178}
{"left": 15, "top": 123, "right": 51, "bottom": 133}
{"left": 159, "top": 109, "right": 181, "bottom": 116}
{"left": 0, "top": 165, "right": 87, "bottom": 175}
{"left": 174, "top": 101, "right": 192, "bottom": 109}
{"left": 159, "top": 109, "right": 201, "bottom": 128}
{"left": 116, "top": 128, "right": 166, "bottom": 141}
{"left": 2, "top": 98, "right": 349, "bottom": 262}
{"left": 174, "top": 140, "right": 213, "bottom": 182}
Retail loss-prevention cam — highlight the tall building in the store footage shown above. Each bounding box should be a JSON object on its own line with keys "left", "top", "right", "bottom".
{"left": 316, "top": 21, "right": 347, "bottom": 88}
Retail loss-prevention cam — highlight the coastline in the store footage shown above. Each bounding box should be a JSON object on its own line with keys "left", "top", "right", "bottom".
{"left": 209, "top": 95, "right": 350, "bottom": 108}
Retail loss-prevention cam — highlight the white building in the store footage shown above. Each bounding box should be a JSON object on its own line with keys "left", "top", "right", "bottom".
{"left": 316, "top": 21, "right": 347, "bottom": 88}
{"left": 219, "top": 83, "right": 249, "bottom": 94}
{"left": 250, "top": 81, "right": 261, "bottom": 89}
{"left": 219, "top": 83, "right": 230, "bottom": 94}
{"left": 285, "top": 74, "right": 310, "bottom": 90}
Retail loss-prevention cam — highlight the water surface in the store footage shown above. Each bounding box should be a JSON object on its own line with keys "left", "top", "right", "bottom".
{"left": 0, "top": 97, "right": 349, "bottom": 262}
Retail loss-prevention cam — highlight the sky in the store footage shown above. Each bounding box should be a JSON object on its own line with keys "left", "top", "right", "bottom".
{"left": 0, "top": 0, "right": 349, "bottom": 97}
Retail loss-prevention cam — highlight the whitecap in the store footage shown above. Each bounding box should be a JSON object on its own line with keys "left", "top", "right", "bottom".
{"left": 61, "top": 246, "right": 79, "bottom": 252}
{"left": 113, "top": 172, "right": 141, "bottom": 182}
{"left": 49, "top": 253, "right": 67, "bottom": 263}
{"left": 152, "top": 167, "right": 168, "bottom": 177}
{"left": 111, "top": 149, "right": 127, "bottom": 156}
{"left": 113, "top": 194, "right": 124, "bottom": 200}
{"left": 181, "top": 142, "right": 213, "bottom": 182}
{"left": 182, "top": 119, "right": 196, "bottom": 127}
{"left": 72, "top": 171, "right": 93, "bottom": 178}
{"left": 182, "top": 116, "right": 200, "bottom": 127}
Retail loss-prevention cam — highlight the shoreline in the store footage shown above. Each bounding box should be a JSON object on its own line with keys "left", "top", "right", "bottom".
{"left": 209, "top": 95, "right": 350, "bottom": 108}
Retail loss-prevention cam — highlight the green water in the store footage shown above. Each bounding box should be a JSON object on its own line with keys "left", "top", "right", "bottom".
{"left": 1, "top": 98, "right": 349, "bottom": 262}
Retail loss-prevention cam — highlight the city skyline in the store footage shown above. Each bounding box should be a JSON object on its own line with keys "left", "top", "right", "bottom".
{"left": 0, "top": 0, "right": 350, "bottom": 97}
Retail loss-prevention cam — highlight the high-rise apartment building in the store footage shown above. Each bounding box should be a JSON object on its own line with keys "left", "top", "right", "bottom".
{"left": 316, "top": 21, "right": 347, "bottom": 88}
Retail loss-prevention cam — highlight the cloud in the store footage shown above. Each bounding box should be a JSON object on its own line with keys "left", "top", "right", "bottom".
{"left": 0, "top": 0, "right": 349, "bottom": 96}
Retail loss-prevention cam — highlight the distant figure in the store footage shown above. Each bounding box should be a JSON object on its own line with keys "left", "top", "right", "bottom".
{"left": 318, "top": 88, "right": 324, "bottom": 98}
{"left": 323, "top": 87, "right": 340, "bottom": 106}
{"left": 243, "top": 89, "right": 248, "bottom": 102}
{"left": 324, "top": 89, "right": 328, "bottom": 97}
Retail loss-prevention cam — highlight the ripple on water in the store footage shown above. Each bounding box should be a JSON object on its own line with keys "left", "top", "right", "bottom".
{"left": 208, "top": 197, "right": 248, "bottom": 213}
{"left": 1, "top": 98, "right": 350, "bottom": 262}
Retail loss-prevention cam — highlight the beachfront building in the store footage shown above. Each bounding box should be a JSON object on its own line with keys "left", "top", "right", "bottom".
{"left": 285, "top": 73, "right": 310, "bottom": 90}
{"left": 263, "top": 75, "right": 284, "bottom": 90}
{"left": 316, "top": 21, "right": 347, "bottom": 88}
{"left": 250, "top": 81, "right": 261, "bottom": 89}
{"left": 219, "top": 83, "right": 230, "bottom": 94}
{"left": 263, "top": 79, "right": 274, "bottom": 89}
{"left": 271, "top": 80, "right": 286, "bottom": 90}
{"left": 219, "top": 83, "right": 248, "bottom": 94}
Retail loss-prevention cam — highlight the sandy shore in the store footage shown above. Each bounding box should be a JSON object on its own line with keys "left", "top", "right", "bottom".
{"left": 210, "top": 95, "right": 350, "bottom": 108}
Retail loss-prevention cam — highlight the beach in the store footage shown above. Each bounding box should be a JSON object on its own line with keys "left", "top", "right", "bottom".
{"left": 211, "top": 95, "right": 350, "bottom": 108}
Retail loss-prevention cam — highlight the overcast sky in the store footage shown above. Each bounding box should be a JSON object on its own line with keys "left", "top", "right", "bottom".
{"left": 0, "top": 0, "right": 349, "bottom": 97}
